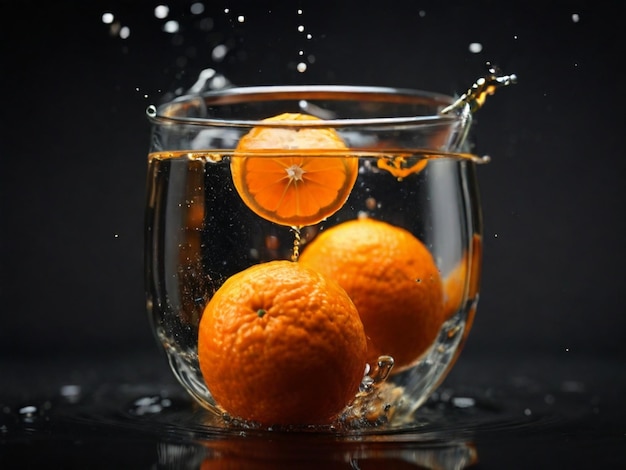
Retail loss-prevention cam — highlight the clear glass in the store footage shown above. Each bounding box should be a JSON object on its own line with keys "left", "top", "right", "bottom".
{"left": 144, "top": 85, "right": 485, "bottom": 432}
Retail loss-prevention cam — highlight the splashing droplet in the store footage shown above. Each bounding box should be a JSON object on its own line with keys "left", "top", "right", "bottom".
{"left": 163, "top": 20, "right": 179, "bottom": 33}
{"left": 102, "top": 12, "right": 114, "bottom": 24}
{"left": 154, "top": 5, "right": 169, "bottom": 19}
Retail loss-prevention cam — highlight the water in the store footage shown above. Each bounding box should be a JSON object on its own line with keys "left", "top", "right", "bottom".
{"left": 3, "top": 352, "right": 622, "bottom": 468}
{"left": 144, "top": 149, "right": 484, "bottom": 431}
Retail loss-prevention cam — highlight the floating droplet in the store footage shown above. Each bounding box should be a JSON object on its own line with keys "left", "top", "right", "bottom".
{"left": 469, "top": 42, "right": 483, "bottom": 53}
{"left": 163, "top": 20, "right": 180, "bottom": 34}
{"left": 297, "top": 62, "right": 307, "bottom": 73}
{"left": 119, "top": 26, "right": 130, "bottom": 39}
{"left": 572, "top": 13, "right": 580, "bottom": 23}
{"left": 102, "top": 12, "right": 114, "bottom": 24}
{"left": 298, "top": 25, "right": 305, "bottom": 32}
{"left": 154, "top": 5, "right": 169, "bottom": 19}
{"left": 212, "top": 44, "right": 228, "bottom": 61}
{"left": 190, "top": 2, "right": 204, "bottom": 15}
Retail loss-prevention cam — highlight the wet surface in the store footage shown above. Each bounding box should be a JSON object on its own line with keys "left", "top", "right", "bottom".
{"left": 1, "top": 349, "right": 624, "bottom": 468}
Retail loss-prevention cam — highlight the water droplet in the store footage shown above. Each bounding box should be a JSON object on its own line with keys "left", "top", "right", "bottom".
{"left": 19, "top": 405, "right": 38, "bottom": 423}
{"left": 419, "top": 10, "right": 426, "bottom": 17}
{"left": 524, "top": 408, "right": 532, "bottom": 416}
{"left": 212, "top": 44, "right": 228, "bottom": 61}
{"left": 298, "top": 50, "right": 304, "bottom": 56}
{"left": 154, "top": 5, "right": 169, "bottom": 19}
{"left": 306, "top": 33, "right": 312, "bottom": 40}
{"left": 130, "top": 395, "right": 172, "bottom": 416}
{"left": 297, "top": 9, "right": 303, "bottom": 15}
{"left": 19, "top": 405, "right": 37, "bottom": 416}
{"left": 297, "top": 62, "right": 307, "bottom": 73}
{"left": 451, "top": 397, "right": 475, "bottom": 408}
{"left": 469, "top": 42, "right": 483, "bottom": 53}
{"left": 572, "top": 13, "right": 580, "bottom": 23}
{"left": 102, "top": 12, "right": 114, "bottom": 24}
{"left": 119, "top": 26, "right": 130, "bottom": 39}
{"left": 190, "top": 2, "right": 204, "bottom": 15}
{"left": 237, "top": 15, "right": 245, "bottom": 23}
{"left": 60, "top": 384, "right": 82, "bottom": 403}
{"left": 163, "top": 20, "right": 179, "bottom": 34}
{"left": 298, "top": 25, "right": 305, "bottom": 32}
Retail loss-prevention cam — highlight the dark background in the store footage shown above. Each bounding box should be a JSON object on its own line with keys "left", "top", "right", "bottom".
{"left": 1, "top": 0, "right": 624, "bottom": 365}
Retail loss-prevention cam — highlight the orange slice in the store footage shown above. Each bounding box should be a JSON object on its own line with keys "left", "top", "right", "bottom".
{"left": 231, "top": 113, "right": 358, "bottom": 227}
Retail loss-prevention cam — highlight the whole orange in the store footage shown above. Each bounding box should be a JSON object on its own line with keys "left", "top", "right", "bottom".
{"left": 299, "top": 217, "right": 445, "bottom": 372}
{"left": 197, "top": 260, "right": 367, "bottom": 426}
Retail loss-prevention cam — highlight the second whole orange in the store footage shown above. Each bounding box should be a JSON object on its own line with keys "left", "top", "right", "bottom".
{"left": 299, "top": 217, "right": 445, "bottom": 372}
{"left": 197, "top": 260, "right": 367, "bottom": 427}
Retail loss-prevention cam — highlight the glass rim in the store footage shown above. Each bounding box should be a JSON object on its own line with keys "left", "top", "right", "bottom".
{"left": 147, "top": 85, "right": 462, "bottom": 128}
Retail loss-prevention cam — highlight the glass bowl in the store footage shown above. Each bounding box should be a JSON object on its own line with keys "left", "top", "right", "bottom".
{"left": 144, "top": 85, "right": 485, "bottom": 432}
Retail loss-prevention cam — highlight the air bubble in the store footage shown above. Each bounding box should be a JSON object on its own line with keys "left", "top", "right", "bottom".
{"left": 146, "top": 105, "right": 157, "bottom": 117}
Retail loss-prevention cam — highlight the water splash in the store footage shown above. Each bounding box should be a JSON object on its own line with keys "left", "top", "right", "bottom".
{"left": 440, "top": 63, "right": 517, "bottom": 115}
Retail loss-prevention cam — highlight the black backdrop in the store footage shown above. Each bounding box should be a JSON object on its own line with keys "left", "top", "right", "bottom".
{"left": 1, "top": 1, "right": 624, "bottom": 362}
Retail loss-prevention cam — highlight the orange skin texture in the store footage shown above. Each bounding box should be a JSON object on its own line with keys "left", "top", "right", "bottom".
{"left": 299, "top": 218, "right": 445, "bottom": 372}
{"left": 230, "top": 113, "right": 358, "bottom": 227}
{"left": 197, "top": 260, "right": 367, "bottom": 426}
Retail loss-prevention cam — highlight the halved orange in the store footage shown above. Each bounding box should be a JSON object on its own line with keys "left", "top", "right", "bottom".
{"left": 231, "top": 113, "right": 358, "bottom": 227}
